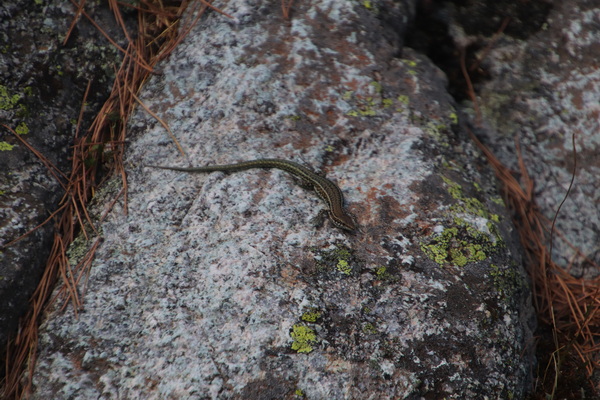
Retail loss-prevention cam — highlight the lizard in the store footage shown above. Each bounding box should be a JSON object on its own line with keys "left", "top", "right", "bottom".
{"left": 145, "top": 159, "right": 356, "bottom": 231}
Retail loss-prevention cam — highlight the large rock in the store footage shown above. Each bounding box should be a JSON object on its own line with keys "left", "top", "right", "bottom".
{"left": 29, "top": 0, "right": 535, "bottom": 398}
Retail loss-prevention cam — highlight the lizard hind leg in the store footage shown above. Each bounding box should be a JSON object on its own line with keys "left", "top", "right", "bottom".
{"left": 309, "top": 209, "right": 329, "bottom": 229}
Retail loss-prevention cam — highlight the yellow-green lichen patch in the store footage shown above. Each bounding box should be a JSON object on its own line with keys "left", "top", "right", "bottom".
{"left": 362, "top": 322, "right": 378, "bottom": 334}
{"left": 337, "top": 259, "right": 352, "bottom": 275}
{"left": 313, "top": 245, "right": 356, "bottom": 277}
{"left": 489, "top": 263, "right": 525, "bottom": 300}
{"left": 360, "top": 0, "right": 379, "bottom": 13}
{"left": 343, "top": 84, "right": 409, "bottom": 118}
{"left": 301, "top": 309, "right": 322, "bottom": 323}
{"left": 15, "top": 122, "right": 29, "bottom": 135}
{"left": 284, "top": 114, "right": 301, "bottom": 121}
{"left": 347, "top": 107, "right": 377, "bottom": 117}
{"left": 333, "top": 247, "right": 353, "bottom": 275}
{"left": 397, "top": 94, "right": 410, "bottom": 105}
{"left": 382, "top": 98, "right": 394, "bottom": 108}
{"left": 0, "top": 141, "right": 14, "bottom": 151}
{"left": 449, "top": 188, "right": 492, "bottom": 219}
{"left": 0, "top": 85, "right": 21, "bottom": 110}
{"left": 342, "top": 90, "right": 353, "bottom": 101}
{"left": 491, "top": 197, "right": 505, "bottom": 206}
{"left": 440, "top": 176, "right": 503, "bottom": 241}
{"left": 290, "top": 324, "right": 317, "bottom": 354}
{"left": 449, "top": 111, "right": 458, "bottom": 125}
{"left": 373, "top": 265, "right": 402, "bottom": 284}
{"left": 369, "top": 81, "right": 383, "bottom": 94}
{"left": 375, "top": 266, "right": 388, "bottom": 278}
{"left": 400, "top": 58, "right": 419, "bottom": 75}
{"left": 421, "top": 226, "right": 490, "bottom": 267}
{"left": 66, "top": 225, "right": 101, "bottom": 268}
{"left": 423, "top": 121, "right": 451, "bottom": 148}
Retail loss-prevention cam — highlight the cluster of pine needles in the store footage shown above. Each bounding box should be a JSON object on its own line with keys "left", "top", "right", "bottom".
{"left": 472, "top": 132, "right": 599, "bottom": 397}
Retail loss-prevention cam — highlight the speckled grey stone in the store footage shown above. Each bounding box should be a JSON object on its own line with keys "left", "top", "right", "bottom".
{"left": 28, "top": 0, "right": 535, "bottom": 399}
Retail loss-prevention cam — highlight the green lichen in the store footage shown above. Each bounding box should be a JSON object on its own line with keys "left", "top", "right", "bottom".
{"left": 443, "top": 176, "right": 462, "bottom": 198}
{"left": 375, "top": 266, "right": 388, "bottom": 278}
{"left": 313, "top": 245, "right": 356, "bottom": 277}
{"left": 442, "top": 176, "right": 501, "bottom": 224}
{"left": 489, "top": 263, "right": 525, "bottom": 299}
{"left": 361, "top": 108, "right": 377, "bottom": 116}
{"left": 301, "top": 309, "right": 322, "bottom": 323}
{"left": 0, "top": 86, "right": 21, "bottom": 110}
{"left": 347, "top": 108, "right": 377, "bottom": 117}
{"left": 337, "top": 259, "right": 352, "bottom": 275}
{"left": 370, "top": 81, "right": 383, "bottom": 93}
{"left": 360, "top": 0, "right": 379, "bottom": 13}
{"left": 363, "top": 322, "right": 378, "bottom": 334}
{"left": 491, "top": 197, "right": 505, "bottom": 206}
{"left": 342, "top": 90, "right": 353, "bottom": 100}
{"left": 15, "top": 122, "right": 29, "bottom": 135}
{"left": 421, "top": 173, "right": 505, "bottom": 266}
{"left": 422, "top": 121, "right": 452, "bottom": 147}
{"left": 421, "top": 226, "right": 489, "bottom": 267}
{"left": 334, "top": 247, "right": 351, "bottom": 260}
{"left": 344, "top": 83, "right": 409, "bottom": 117}
{"left": 67, "top": 230, "right": 96, "bottom": 267}
{"left": 290, "top": 324, "right": 317, "bottom": 353}
{"left": 374, "top": 265, "right": 401, "bottom": 283}
{"left": 449, "top": 111, "right": 458, "bottom": 125}
{"left": 294, "top": 388, "right": 305, "bottom": 397}
{"left": 331, "top": 247, "right": 354, "bottom": 275}
{"left": 0, "top": 142, "right": 14, "bottom": 151}
{"left": 397, "top": 94, "right": 410, "bottom": 105}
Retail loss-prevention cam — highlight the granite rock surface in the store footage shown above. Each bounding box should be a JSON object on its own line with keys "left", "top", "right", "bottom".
{"left": 28, "top": 1, "right": 536, "bottom": 398}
